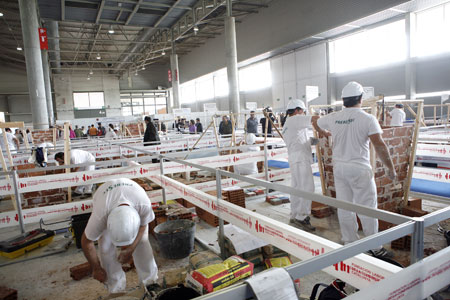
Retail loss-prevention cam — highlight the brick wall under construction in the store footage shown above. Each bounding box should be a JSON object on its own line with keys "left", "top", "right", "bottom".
{"left": 31, "top": 129, "right": 55, "bottom": 145}
{"left": 319, "top": 125, "right": 414, "bottom": 213}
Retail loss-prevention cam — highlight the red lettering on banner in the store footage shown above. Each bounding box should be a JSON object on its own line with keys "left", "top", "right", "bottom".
{"left": 82, "top": 174, "right": 92, "bottom": 181}
{"left": 38, "top": 28, "right": 48, "bottom": 50}
{"left": 19, "top": 182, "right": 27, "bottom": 188}
{"left": 255, "top": 220, "right": 265, "bottom": 233}
{"left": 15, "top": 214, "right": 18, "bottom": 222}
{"left": 233, "top": 156, "right": 239, "bottom": 162}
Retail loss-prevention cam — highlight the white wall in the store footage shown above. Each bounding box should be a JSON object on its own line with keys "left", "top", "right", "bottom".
{"left": 53, "top": 74, "right": 121, "bottom": 120}
{"left": 119, "top": 64, "right": 170, "bottom": 90}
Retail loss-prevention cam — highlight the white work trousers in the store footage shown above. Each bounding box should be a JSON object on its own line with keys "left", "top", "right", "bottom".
{"left": 74, "top": 164, "right": 95, "bottom": 194}
{"left": 334, "top": 162, "right": 378, "bottom": 244}
{"left": 98, "top": 225, "right": 158, "bottom": 293}
{"left": 290, "top": 161, "right": 314, "bottom": 221}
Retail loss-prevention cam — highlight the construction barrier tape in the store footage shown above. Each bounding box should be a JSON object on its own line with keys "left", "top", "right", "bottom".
{"left": 346, "top": 247, "right": 450, "bottom": 300}
{"left": 416, "top": 144, "right": 450, "bottom": 159}
{"left": 412, "top": 167, "right": 450, "bottom": 183}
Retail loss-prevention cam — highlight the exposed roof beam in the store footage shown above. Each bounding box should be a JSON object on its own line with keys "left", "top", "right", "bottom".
{"left": 51, "top": 60, "right": 134, "bottom": 64}
{"left": 108, "top": 0, "right": 192, "bottom": 11}
{"left": 125, "top": 0, "right": 142, "bottom": 25}
{"left": 236, "top": 1, "right": 269, "bottom": 8}
{"left": 95, "top": 0, "right": 105, "bottom": 24}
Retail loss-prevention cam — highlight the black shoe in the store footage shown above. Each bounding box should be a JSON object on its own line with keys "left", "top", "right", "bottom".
{"left": 290, "top": 216, "right": 316, "bottom": 231}
{"left": 367, "top": 247, "right": 394, "bottom": 258}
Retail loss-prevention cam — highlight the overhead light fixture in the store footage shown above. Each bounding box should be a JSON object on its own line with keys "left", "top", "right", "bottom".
{"left": 193, "top": 26, "right": 199, "bottom": 35}
{"left": 89, "top": 69, "right": 93, "bottom": 75}
{"left": 96, "top": 53, "right": 101, "bottom": 60}
{"left": 108, "top": 25, "right": 114, "bottom": 34}
{"left": 17, "top": 46, "right": 22, "bottom": 51}
{"left": 311, "top": 36, "right": 325, "bottom": 39}
{"left": 161, "top": 50, "right": 166, "bottom": 56}
{"left": 87, "top": 76, "right": 91, "bottom": 80}
{"left": 135, "top": 70, "right": 138, "bottom": 76}
{"left": 389, "top": 8, "right": 406, "bottom": 13}
{"left": 344, "top": 24, "right": 361, "bottom": 29}
{"left": 0, "top": 12, "right": 4, "bottom": 17}
{"left": 141, "top": 66, "right": 146, "bottom": 70}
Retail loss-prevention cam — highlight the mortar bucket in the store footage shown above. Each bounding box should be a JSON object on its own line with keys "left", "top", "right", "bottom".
{"left": 154, "top": 219, "right": 195, "bottom": 259}
{"left": 156, "top": 285, "right": 200, "bottom": 300}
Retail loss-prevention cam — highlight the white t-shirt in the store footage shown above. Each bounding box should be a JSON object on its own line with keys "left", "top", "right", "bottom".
{"left": 84, "top": 178, "right": 155, "bottom": 241}
{"left": 70, "top": 149, "right": 95, "bottom": 164}
{"left": 317, "top": 108, "right": 382, "bottom": 167}
{"left": 38, "top": 142, "right": 54, "bottom": 149}
{"left": 105, "top": 129, "right": 117, "bottom": 140}
{"left": 234, "top": 145, "right": 260, "bottom": 175}
{"left": 282, "top": 115, "right": 313, "bottom": 164}
{"left": 0, "top": 132, "right": 17, "bottom": 151}
{"left": 389, "top": 108, "right": 406, "bottom": 126}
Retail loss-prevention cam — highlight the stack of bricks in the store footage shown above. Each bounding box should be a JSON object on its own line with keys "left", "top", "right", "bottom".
{"left": 311, "top": 201, "right": 333, "bottom": 218}
{"left": 319, "top": 125, "right": 414, "bottom": 214}
{"left": 125, "top": 122, "right": 144, "bottom": 136}
{"left": 149, "top": 203, "right": 193, "bottom": 235}
{"left": 17, "top": 164, "right": 68, "bottom": 209}
{"left": 31, "top": 129, "right": 55, "bottom": 144}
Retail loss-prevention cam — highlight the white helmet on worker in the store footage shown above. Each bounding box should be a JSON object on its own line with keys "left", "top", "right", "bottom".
{"left": 107, "top": 205, "right": 140, "bottom": 246}
{"left": 246, "top": 133, "right": 256, "bottom": 145}
{"left": 287, "top": 99, "right": 306, "bottom": 111}
{"left": 341, "top": 81, "right": 364, "bottom": 99}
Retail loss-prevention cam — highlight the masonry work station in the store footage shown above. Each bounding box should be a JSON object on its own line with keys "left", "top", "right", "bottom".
{"left": 0, "top": 0, "right": 449, "bottom": 299}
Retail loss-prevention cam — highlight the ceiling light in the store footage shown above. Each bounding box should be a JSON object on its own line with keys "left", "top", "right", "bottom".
{"left": 193, "top": 26, "right": 199, "bottom": 32}
{"left": 161, "top": 50, "right": 166, "bottom": 56}
{"left": 344, "top": 24, "right": 360, "bottom": 29}
{"left": 311, "top": 36, "right": 325, "bottom": 39}
{"left": 0, "top": 12, "right": 4, "bottom": 17}
{"left": 96, "top": 53, "right": 101, "bottom": 60}
{"left": 17, "top": 47, "right": 22, "bottom": 51}
{"left": 87, "top": 76, "right": 91, "bottom": 80}
{"left": 141, "top": 66, "right": 146, "bottom": 70}
{"left": 135, "top": 70, "right": 138, "bottom": 76}
{"left": 108, "top": 25, "right": 114, "bottom": 34}
{"left": 89, "top": 70, "right": 93, "bottom": 75}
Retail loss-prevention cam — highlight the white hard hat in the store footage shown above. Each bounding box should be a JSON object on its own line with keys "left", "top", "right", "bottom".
{"left": 107, "top": 205, "right": 140, "bottom": 246}
{"left": 341, "top": 81, "right": 364, "bottom": 98}
{"left": 246, "top": 133, "right": 256, "bottom": 145}
{"left": 287, "top": 99, "right": 306, "bottom": 111}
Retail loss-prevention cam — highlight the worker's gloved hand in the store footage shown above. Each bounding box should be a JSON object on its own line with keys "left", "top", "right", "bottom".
{"left": 93, "top": 266, "right": 107, "bottom": 283}
{"left": 388, "top": 169, "right": 397, "bottom": 181}
{"left": 309, "top": 137, "right": 319, "bottom": 146}
{"left": 118, "top": 247, "right": 134, "bottom": 264}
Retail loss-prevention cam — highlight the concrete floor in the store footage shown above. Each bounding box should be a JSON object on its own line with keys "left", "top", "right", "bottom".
{"left": 0, "top": 176, "right": 449, "bottom": 299}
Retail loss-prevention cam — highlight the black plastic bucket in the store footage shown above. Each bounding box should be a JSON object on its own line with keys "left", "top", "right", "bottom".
{"left": 156, "top": 285, "right": 200, "bottom": 300}
{"left": 71, "top": 213, "right": 91, "bottom": 249}
{"left": 154, "top": 219, "right": 195, "bottom": 259}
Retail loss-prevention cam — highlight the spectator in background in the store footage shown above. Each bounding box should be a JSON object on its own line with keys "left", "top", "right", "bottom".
{"left": 144, "top": 116, "right": 160, "bottom": 146}
{"left": 81, "top": 126, "right": 86, "bottom": 137}
{"left": 14, "top": 129, "right": 24, "bottom": 144}
{"left": 26, "top": 129, "right": 33, "bottom": 144}
{"left": 189, "top": 120, "right": 196, "bottom": 134}
{"left": 388, "top": 104, "right": 406, "bottom": 127}
{"left": 74, "top": 125, "right": 83, "bottom": 138}
{"left": 105, "top": 124, "right": 117, "bottom": 140}
{"left": 219, "top": 116, "right": 232, "bottom": 135}
{"left": 246, "top": 111, "right": 258, "bottom": 134}
{"left": 2, "top": 128, "right": 19, "bottom": 151}
{"left": 260, "top": 107, "right": 275, "bottom": 137}
{"left": 89, "top": 124, "right": 98, "bottom": 137}
{"left": 280, "top": 112, "right": 287, "bottom": 127}
{"left": 97, "top": 123, "right": 106, "bottom": 136}
{"left": 195, "top": 118, "right": 203, "bottom": 133}
{"left": 69, "top": 126, "right": 76, "bottom": 139}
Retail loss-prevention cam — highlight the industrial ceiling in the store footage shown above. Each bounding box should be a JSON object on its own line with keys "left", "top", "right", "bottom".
{"left": 0, "top": 0, "right": 270, "bottom": 76}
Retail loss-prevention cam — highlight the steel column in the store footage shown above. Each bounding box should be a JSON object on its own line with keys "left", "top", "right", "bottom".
{"left": 170, "top": 44, "right": 181, "bottom": 110}
{"left": 47, "top": 21, "right": 61, "bottom": 74}
{"left": 410, "top": 217, "right": 424, "bottom": 263}
{"left": 18, "top": 0, "right": 50, "bottom": 129}
{"left": 41, "top": 50, "right": 55, "bottom": 126}
{"left": 225, "top": 16, "right": 240, "bottom": 116}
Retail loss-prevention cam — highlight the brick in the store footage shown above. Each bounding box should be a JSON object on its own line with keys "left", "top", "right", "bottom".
{"left": 46, "top": 195, "right": 66, "bottom": 203}
{"left": 379, "top": 220, "right": 394, "bottom": 231}
{"left": 23, "top": 191, "right": 41, "bottom": 199}
{"left": 382, "top": 129, "right": 394, "bottom": 139}
{"left": 0, "top": 286, "right": 17, "bottom": 300}
{"left": 70, "top": 262, "right": 92, "bottom": 281}
{"left": 407, "top": 198, "right": 422, "bottom": 210}
{"left": 41, "top": 189, "right": 62, "bottom": 196}
{"left": 27, "top": 197, "right": 46, "bottom": 206}
{"left": 394, "top": 127, "right": 408, "bottom": 136}
{"left": 311, "top": 206, "right": 332, "bottom": 218}
{"left": 402, "top": 206, "right": 427, "bottom": 217}
{"left": 389, "top": 137, "right": 402, "bottom": 146}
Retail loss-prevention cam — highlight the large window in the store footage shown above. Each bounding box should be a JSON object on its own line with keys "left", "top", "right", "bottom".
{"left": 239, "top": 61, "right": 272, "bottom": 92}
{"left": 73, "top": 92, "right": 105, "bottom": 109}
{"left": 414, "top": 3, "right": 450, "bottom": 57}
{"left": 180, "top": 81, "right": 196, "bottom": 104}
{"left": 120, "top": 91, "right": 168, "bottom": 116}
{"left": 329, "top": 20, "right": 406, "bottom": 73}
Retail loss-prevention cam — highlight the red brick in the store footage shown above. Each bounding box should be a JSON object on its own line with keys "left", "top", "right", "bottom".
{"left": 407, "top": 198, "right": 422, "bottom": 210}
{"left": 311, "top": 206, "right": 332, "bottom": 218}
{"left": 41, "top": 189, "right": 62, "bottom": 196}
{"left": 382, "top": 129, "right": 394, "bottom": 139}
{"left": 402, "top": 206, "right": 427, "bottom": 217}
{"left": 379, "top": 176, "right": 393, "bottom": 186}
{"left": 27, "top": 197, "right": 46, "bottom": 206}
{"left": 46, "top": 195, "right": 66, "bottom": 203}
{"left": 375, "top": 170, "right": 385, "bottom": 178}
{"left": 389, "top": 137, "right": 402, "bottom": 146}
{"left": 23, "top": 191, "right": 41, "bottom": 199}
{"left": 70, "top": 262, "right": 92, "bottom": 281}
{"left": 394, "top": 127, "right": 408, "bottom": 136}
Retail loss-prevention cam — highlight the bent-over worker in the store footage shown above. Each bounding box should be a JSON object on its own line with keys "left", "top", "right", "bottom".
{"left": 282, "top": 99, "right": 319, "bottom": 232}
{"left": 54, "top": 149, "right": 95, "bottom": 197}
{"left": 81, "top": 178, "right": 158, "bottom": 293}
{"left": 314, "top": 81, "right": 396, "bottom": 258}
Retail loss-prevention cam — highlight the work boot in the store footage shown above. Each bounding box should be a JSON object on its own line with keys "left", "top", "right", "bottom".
{"left": 367, "top": 247, "right": 394, "bottom": 258}
{"left": 290, "top": 216, "right": 316, "bottom": 232}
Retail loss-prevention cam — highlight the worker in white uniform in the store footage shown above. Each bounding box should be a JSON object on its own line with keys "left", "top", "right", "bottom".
{"left": 314, "top": 81, "right": 396, "bottom": 258}
{"left": 234, "top": 133, "right": 260, "bottom": 175}
{"left": 1, "top": 128, "right": 19, "bottom": 151}
{"left": 81, "top": 178, "right": 158, "bottom": 294}
{"left": 282, "top": 99, "right": 320, "bottom": 231}
{"left": 388, "top": 104, "right": 406, "bottom": 126}
{"left": 105, "top": 124, "right": 118, "bottom": 140}
{"left": 54, "top": 149, "right": 95, "bottom": 197}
